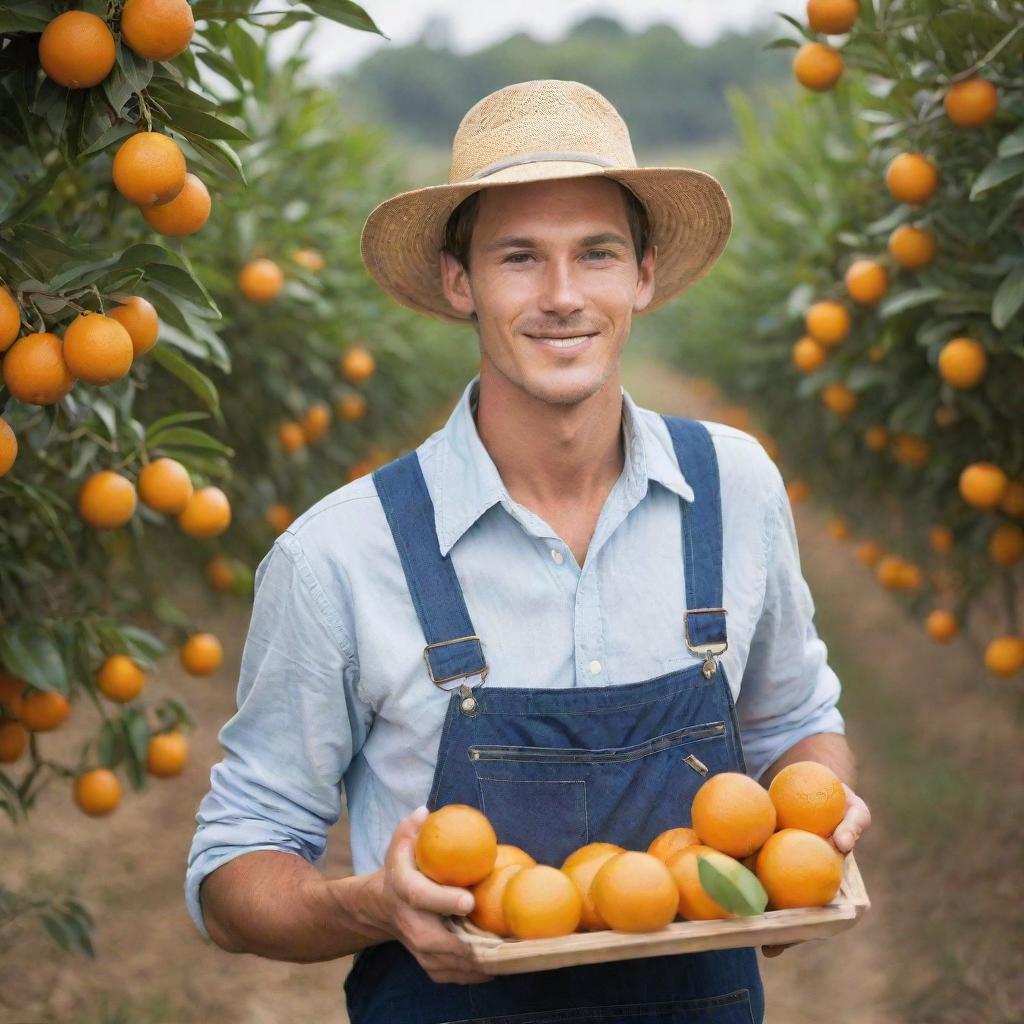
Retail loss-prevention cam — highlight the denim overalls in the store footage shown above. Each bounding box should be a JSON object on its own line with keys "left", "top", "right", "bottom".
{"left": 346, "top": 416, "right": 765, "bottom": 1024}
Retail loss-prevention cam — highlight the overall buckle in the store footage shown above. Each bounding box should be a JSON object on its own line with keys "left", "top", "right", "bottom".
{"left": 683, "top": 608, "right": 729, "bottom": 679}
{"left": 423, "top": 635, "right": 489, "bottom": 687}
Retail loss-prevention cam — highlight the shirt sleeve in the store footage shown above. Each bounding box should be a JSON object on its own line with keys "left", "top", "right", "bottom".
{"left": 735, "top": 469, "right": 846, "bottom": 783}
{"left": 184, "top": 531, "right": 369, "bottom": 941}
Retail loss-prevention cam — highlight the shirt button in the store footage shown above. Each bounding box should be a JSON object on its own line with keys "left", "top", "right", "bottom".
{"left": 551, "top": 549, "right": 564, "bottom": 565}
{"left": 589, "top": 660, "right": 602, "bottom": 675}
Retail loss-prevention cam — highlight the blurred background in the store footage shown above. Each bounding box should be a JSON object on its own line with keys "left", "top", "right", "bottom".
{"left": 1, "top": 0, "right": 1021, "bottom": 1021}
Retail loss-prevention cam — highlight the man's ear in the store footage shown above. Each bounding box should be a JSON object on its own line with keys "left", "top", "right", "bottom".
{"left": 440, "top": 251, "right": 475, "bottom": 317}
{"left": 633, "top": 244, "right": 657, "bottom": 313}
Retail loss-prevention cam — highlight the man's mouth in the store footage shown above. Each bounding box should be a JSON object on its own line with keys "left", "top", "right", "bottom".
{"left": 526, "top": 333, "right": 596, "bottom": 350}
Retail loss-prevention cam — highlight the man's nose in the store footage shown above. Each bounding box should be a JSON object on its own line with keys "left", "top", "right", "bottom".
{"left": 537, "top": 257, "right": 585, "bottom": 318}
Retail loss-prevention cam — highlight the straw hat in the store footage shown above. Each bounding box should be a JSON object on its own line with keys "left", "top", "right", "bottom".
{"left": 360, "top": 79, "right": 733, "bottom": 325}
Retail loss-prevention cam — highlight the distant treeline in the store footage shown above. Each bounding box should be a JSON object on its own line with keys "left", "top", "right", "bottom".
{"left": 337, "top": 15, "right": 793, "bottom": 153}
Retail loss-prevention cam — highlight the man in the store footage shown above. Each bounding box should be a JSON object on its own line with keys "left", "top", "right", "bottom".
{"left": 187, "top": 80, "right": 871, "bottom": 1022}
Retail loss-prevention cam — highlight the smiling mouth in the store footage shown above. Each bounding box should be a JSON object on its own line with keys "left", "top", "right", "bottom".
{"left": 527, "top": 333, "right": 595, "bottom": 349}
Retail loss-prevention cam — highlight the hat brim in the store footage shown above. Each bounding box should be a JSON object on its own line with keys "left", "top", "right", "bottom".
{"left": 360, "top": 163, "right": 733, "bottom": 326}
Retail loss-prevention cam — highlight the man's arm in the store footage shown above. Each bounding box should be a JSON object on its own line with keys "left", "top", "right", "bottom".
{"left": 761, "top": 731, "right": 854, "bottom": 789}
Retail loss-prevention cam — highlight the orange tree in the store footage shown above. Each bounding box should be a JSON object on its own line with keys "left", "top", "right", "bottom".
{"left": 648, "top": 0, "right": 1023, "bottom": 676}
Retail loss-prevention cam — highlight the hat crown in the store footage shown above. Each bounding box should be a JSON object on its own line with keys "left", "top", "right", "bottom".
{"left": 448, "top": 79, "right": 637, "bottom": 184}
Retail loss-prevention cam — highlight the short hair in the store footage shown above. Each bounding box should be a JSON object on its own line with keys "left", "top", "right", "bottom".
{"left": 442, "top": 182, "right": 651, "bottom": 271}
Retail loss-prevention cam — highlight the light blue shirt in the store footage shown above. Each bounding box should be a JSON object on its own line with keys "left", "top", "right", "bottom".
{"left": 185, "top": 374, "right": 845, "bottom": 940}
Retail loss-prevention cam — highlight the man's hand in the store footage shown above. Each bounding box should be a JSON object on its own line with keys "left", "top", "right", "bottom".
{"left": 362, "top": 805, "right": 493, "bottom": 985}
{"left": 762, "top": 782, "right": 871, "bottom": 958}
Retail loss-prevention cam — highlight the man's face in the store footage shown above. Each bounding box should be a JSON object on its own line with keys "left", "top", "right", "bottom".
{"left": 440, "top": 177, "right": 656, "bottom": 408}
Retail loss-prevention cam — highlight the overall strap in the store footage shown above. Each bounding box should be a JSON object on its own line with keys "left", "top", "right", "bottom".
{"left": 661, "top": 415, "right": 728, "bottom": 674}
{"left": 373, "top": 452, "right": 488, "bottom": 686}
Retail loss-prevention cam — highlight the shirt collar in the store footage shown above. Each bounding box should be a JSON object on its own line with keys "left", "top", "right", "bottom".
{"left": 433, "top": 374, "right": 694, "bottom": 557}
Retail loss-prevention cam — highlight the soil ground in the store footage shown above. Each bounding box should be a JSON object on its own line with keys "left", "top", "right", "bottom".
{"left": 1, "top": 358, "right": 1020, "bottom": 1023}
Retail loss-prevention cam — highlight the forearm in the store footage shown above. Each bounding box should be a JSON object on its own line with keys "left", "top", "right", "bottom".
{"left": 760, "top": 731, "right": 855, "bottom": 789}
{"left": 199, "top": 850, "right": 392, "bottom": 962}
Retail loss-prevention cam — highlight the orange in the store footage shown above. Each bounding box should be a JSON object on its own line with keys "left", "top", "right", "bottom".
{"left": 38, "top": 11, "right": 115, "bottom": 89}
{"left": 958, "top": 463, "right": 1008, "bottom": 510}
{"left": 503, "top": 865, "right": 582, "bottom": 939}
{"left": 238, "top": 258, "right": 284, "bottom": 304}
{"left": 937, "top": 337, "right": 986, "bottom": 389}
{"left": 804, "top": 301, "right": 850, "bottom": 347}
{"left": 266, "top": 503, "right": 295, "bottom": 533}
{"left": 74, "top": 768, "right": 122, "bottom": 816}
{"left": 863, "top": 425, "right": 889, "bottom": 452}
{"left": 2, "top": 332, "right": 76, "bottom": 405}
{"left": 827, "top": 518, "right": 850, "bottom": 541}
{"left": 494, "top": 844, "right": 537, "bottom": 870}
{"left": 792, "top": 42, "right": 843, "bottom": 91}
{"left": 792, "top": 336, "right": 827, "bottom": 373}
{"left": 768, "top": 761, "right": 846, "bottom": 837}
{"left": 278, "top": 421, "right": 306, "bottom": 453}
{"left": 666, "top": 845, "right": 735, "bottom": 921}
{"left": 926, "top": 610, "right": 958, "bottom": 643}
{"left": 0, "top": 286, "right": 21, "bottom": 351}
{"left": 469, "top": 863, "right": 525, "bottom": 936}
{"left": 112, "top": 132, "right": 187, "bottom": 206}
{"left": 119, "top": 0, "right": 195, "bottom": 61}
{"left": 78, "top": 470, "right": 137, "bottom": 529}
{"left": 205, "top": 555, "right": 235, "bottom": 592}
{"left": 929, "top": 525, "right": 954, "bottom": 554}
{"left": 886, "top": 153, "right": 939, "bottom": 206}
{"left": 892, "top": 433, "right": 930, "bottom": 468}
{"left": 875, "top": 555, "right": 905, "bottom": 589}
{"left": 20, "top": 690, "right": 71, "bottom": 732}
{"left": 302, "top": 402, "right": 332, "bottom": 444}
{"left": 0, "top": 720, "right": 28, "bottom": 763}
{"left": 786, "top": 479, "right": 810, "bottom": 505}
{"left": 561, "top": 843, "right": 625, "bottom": 931}
{"left": 141, "top": 173, "right": 211, "bottom": 235}
{"left": 821, "top": 382, "right": 857, "bottom": 416}
{"left": 0, "top": 417, "right": 16, "bottom": 478}
{"left": 97, "top": 654, "right": 145, "bottom": 702}
{"left": 855, "top": 540, "right": 882, "bottom": 567}
{"left": 944, "top": 77, "right": 998, "bottom": 128}
{"left": 888, "top": 225, "right": 936, "bottom": 270}
{"left": 755, "top": 829, "right": 844, "bottom": 909}
{"left": 989, "top": 524, "right": 1024, "bottom": 567}
{"left": 806, "top": 0, "right": 859, "bottom": 33}
{"left": 178, "top": 485, "right": 231, "bottom": 538}
{"left": 647, "top": 827, "right": 700, "bottom": 864}
{"left": 561, "top": 842, "right": 624, "bottom": 873}
{"left": 179, "top": 633, "right": 223, "bottom": 676}
{"left": 291, "top": 248, "right": 325, "bottom": 272}
{"left": 691, "top": 771, "right": 777, "bottom": 858}
{"left": 899, "top": 562, "right": 923, "bottom": 590}
{"left": 340, "top": 346, "right": 376, "bottom": 384}
{"left": 0, "top": 671, "right": 26, "bottom": 713}
{"left": 62, "top": 312, "right": 134, "bottom": 385}
{"left": 934, "top": 405, "right": 959, "bottom": 429}
{"left": 138, "top": 457, "right": 193, "bottom": 515}
{"left": 414, "top": 804, "right": 497, "bottom": 886}
{"left": 984, "top": 636, "right": 1024, "bottom": 678}
{"left": 108, "top": 296, "right": 160, "bottom": 357}
{"left": 1000, "top": 479, "right": 1024, "bottom": 518}
{"left": 146, "top": 730, "right": 189, "bottom": 777}
{"left": 590, "top": 852, "right": 678, "bottom": 933}
{"left": 844, "top": 260, "right": 888, "bottom": 305}
{"left": 337, "top": 393, "right": 368, "bottom": 422}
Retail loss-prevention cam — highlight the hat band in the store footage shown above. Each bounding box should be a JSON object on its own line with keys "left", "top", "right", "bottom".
{"left": 469, "top": 152, "right": 617, "bottom": 181}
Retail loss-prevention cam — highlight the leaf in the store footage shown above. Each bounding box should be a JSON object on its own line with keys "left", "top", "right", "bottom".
{"left": 763, "top": 36, "right": 800, "bottom": 51}
{"left": 0, "top": 623, "right": 69, "bottom": 693}
{"left": 104, "top": 41, "right": 153, "bottom": 114}
{"left": 147, "top": 425, "right": 233, "bottom": 455}
{"left": 970, "top": 154, "right": 1024, "bottom": 201}
{"left": 226, "top": 22, "right": 264, "bottom": 85}
{"left": 144, "top": 262, "right": 219, "bottom": 314}
{"left": 293, "top": 0, "right": 386, "bottom": 36}
{"left": 992, "top": 264, "right": 1024, "bottom": 330}
{"left": 156, "top": 102, "right": 249, "bottom": 142}
{"left": 150, "top": 344, "right": 222, "bottom": 417}
{"left": 97, "top": 720, "right": 125, "bottom": 767}
{"left": 773, "top": 11, "right": 813, "bottom": 40}
{"left": 877, "top": 286, "right": 944, "bottom": 318}
{"left": 998, "top": 124, "right": 1024, "bottom": 160}
{"left": 112, "top": 625, "right": 167, "bottom": 664}
{"left": 145, "top": 410, "right": 211, "bottom": 439}
{"left": 78, "top": 120, "right": 137, "bottom": 158}
{"left": 180, "top": 134, "right": 247, "bottom": 187}
{"left": 697, "top": 855, "right": 768, "bottom": 917}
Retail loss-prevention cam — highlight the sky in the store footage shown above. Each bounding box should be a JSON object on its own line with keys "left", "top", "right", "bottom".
{"left": 270, "top": 0, "right": 807, "bottom": 78}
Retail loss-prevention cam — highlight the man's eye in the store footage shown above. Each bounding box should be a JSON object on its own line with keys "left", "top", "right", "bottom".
{"left": 505, "top": 253, "right": 533, "bottom": 263}
{"left": 584, "top": 250, "right": 614, "bottom": 260}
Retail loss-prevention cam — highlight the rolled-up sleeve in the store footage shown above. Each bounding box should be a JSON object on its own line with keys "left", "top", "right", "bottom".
{"left": 736, "top": 472, "right": 846, "bottom": 782}
{"left": 185, "top": 532, "right": 369, "bottom": 940}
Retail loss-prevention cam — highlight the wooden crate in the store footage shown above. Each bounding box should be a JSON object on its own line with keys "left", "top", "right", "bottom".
{"left": 449, "top": 851, "right": 869, "bottom": 975}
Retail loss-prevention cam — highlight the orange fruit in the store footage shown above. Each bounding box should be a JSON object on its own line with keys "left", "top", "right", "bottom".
{"left": 0, "top": 672, "right": 26, "bottom": 715}
{"left": 934, "top": 405, "right": 959, "bottom": 429}
{"left": 886, "top": 153, "right": 939, "bottom": 206}
{"left": 238, "top": 259, "right": 284, "bottom": 304}
{"left": 179, "top": 633, "right": 223, "bottom": 676}
{"left": 0, "top": 286, "right": 21, "bottom": 351}
{"left": 892, "top": 433, "right": 930, "bottom": 468}
{"left": 20, "top": 690, "right": 71, "bottom": 732}
{"left": 899, "top": 562, "right": 923, "bottom": 590}
{"left": 266, "top": 503, "right": 295, "bottom": 533}
{"left": 804, "top": 301, "right": 850, "bottom": 347}
{"left": 929, "top": 525, "right": 954, "bottom": 554}
{"left": 989, "top": 523, "right": 1024, "bottom": 567}
{"left": 863, "top": 425, "right": 889, "bottom": 452}
{"left": 278, "top": 421, "right": 306, "bottom": 453}
{"left": 141, "top": 173, "right": 211, "bottom": 236}
{"left": 561, "top": 842, "right": 625, "bottom": 873}
{"left": 786, "top": 479, "right": 810, "bottom": 505}
{"left": 2, "top": 332, "right": 76, "bottom": 405}
{"left": 888, "top": 225, "right": 936, "bottom": 270}
{"left": 793, "top": 42, "right": 843, "bottom": 91}
{"left": 647, "top": 827, "right": 701, "bottom": 865}
{"left": 0, "top": 720, "right": 28, "bottom": 763}
{"left": 302, "top": 402, "right": 332, "bottom": 444}
{"left": 291, "top": 248, "right": 325, "bottom": 272}
{"left": 469, "top": 863, "right": 525, "bottom": 936}
{"left": 561, "top": 843, "right": 625, "bottom": 931}
{"left": 119, "top": 0, "right": 195, "bottom": 61}
{"left": 38, "top": 11, "right": 115, "bottom": 89}
{"left": 984, "top": 636, "right": 1024, "bottom": 678}
{"left": 855, "top": 539, "right": 882, "bottom": 567}
{"left": 827, "top": 518, "right": 850, "bottom": 541}
{"left": 938, "top": 337, "right": 987, "bottom": 389}
{"left": 146, "top": 730, "right": 189, "bottom": 777}
{"left": 666, "top": 845, "right": 735, "bottom": 921}
{"left": 108, "top": 296, "right": 160, "bottom": 357}
{"left": 0, "top": 417, "right": 16, "bottom": 478}
{"left": 337, "top": 393, "right": 368, "bottom": 422}
{"left": 806, "top": 0, "right": 859, "bottom": 33}
{"left": 792, "top": 336, "right": 827, "bottom": 373}
{"left": 62, "top": 312, "right": 134, "bottom": 385}
{"left": 959, "top": 463, "right": 1008, "bottom": 510}
{"left": 999, "top": 479, "right": 1024, "bottom": 518}
{"left": 138, "top": 457, "right": 193, "bottom": 515}
{"left": 691, "top": 771, "right": 777, "bottom": 858}
{"left": 494, "top": 844, "right": 537, "bottom": 870}
{"left": 821, "top": 382, "right": 857, "bottom": 416}
{"left": 414, "top": 804, "right": 497, "bottom": 887}
{"left": 844, "top": 260, "right": 888, "bottom": 305}
{"left": 944, "top": 77, "right": 998, "bottom": 128}
{"left": 767, "top": 761, "right": 846, "bottom": 837}
{"left": 97, "top": 654, "right": 145, "bottom": 702}
{"left": 503, "top": 865, "right": 582, "bottom": 939}
{"left": 112, "top": 132, "right": 187, "bottom": 206}
{"left": 875, "top": 555, "right": 905, "bottom": 589}
{"left": 340, "top": 346, "right": 376, "bottom": 384}
{"left": 755, "top": 829, "right": 844, "bottom": 909}
{"left": 78, "top": 470, "right": 137, "bottom": 529}
{"left": 926, "top": 610, "right": 958, "bottom": 643}
{"left": 590, "top": 852, "right": 678, "bottom": 933}
{"left": 205, "top": 555, "right": 235, "bottom": 593}
{"left": 74, "top": 768, "right": 122, "bottom": 816}
{"left": 177, "top": 485, "right": 231, "bottom": 538}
